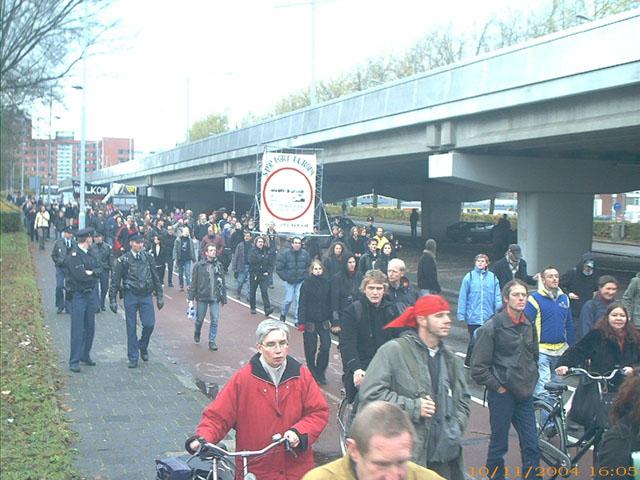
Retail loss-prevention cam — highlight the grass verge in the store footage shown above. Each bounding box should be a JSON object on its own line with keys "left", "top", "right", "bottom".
{"left": 0, "top": 231, "right": 78, "bottom": 479}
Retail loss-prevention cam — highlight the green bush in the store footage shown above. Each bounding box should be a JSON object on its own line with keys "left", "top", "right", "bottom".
{"left": 0, "top": 200, "right": 22, "bottom": 233}
{"left": 593, "top": 221, "right": 640, "bottom": 242}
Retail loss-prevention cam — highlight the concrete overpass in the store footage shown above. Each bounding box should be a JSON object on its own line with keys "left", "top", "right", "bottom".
{"left": 89, "top": 10, "right": 640, "bottom": 271}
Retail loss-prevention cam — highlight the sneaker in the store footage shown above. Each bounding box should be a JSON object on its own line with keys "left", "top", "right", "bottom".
{"left": 280, "top": 314, "right": 287, "bottom": 323}
{"left": 140, "top": 350, "right": 149, "bottom": 362}
{"left": 128, "top": 360, "right": 138, "bottom": 369}
{"left": 209, "top": 343, "right": 218, "bottom": 351}
{"left": 194, "top": 332, "right": 200, "bottom": 343}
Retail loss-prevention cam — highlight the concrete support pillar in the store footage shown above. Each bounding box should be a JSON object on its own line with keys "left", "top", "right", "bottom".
{"left": 518, "top": 192, "right": 593, "bottom": 274}
{"left": 421, "top": 197, "right": 461, "bottom": 241}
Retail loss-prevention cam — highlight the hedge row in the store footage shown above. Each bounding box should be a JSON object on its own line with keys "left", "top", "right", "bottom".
{"left": 0, "top": 200, "right": 22, "bottom": 233}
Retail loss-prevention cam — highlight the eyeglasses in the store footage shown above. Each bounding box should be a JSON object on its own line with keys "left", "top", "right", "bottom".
{"left": 261, "top": 340, "right": 289, "bottom": 350}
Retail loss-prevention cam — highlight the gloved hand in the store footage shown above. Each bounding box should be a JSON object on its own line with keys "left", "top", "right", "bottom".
{"left": 157, "top": 296, "right": 164, "bottom": 310}
{"left": 110, "top": 301, "right": 118, "bottom": 314}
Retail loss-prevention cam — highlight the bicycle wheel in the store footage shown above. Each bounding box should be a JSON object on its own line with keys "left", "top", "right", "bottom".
{"left": 337, "top": 397, "right": 354, "bottom": 455}
{"left": 534, "top": 400, "right": 567, "bottom": 469}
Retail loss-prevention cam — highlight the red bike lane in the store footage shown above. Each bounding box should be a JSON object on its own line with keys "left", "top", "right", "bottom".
{"left": 152, "top": 287, "right": 591, "bottom": 479}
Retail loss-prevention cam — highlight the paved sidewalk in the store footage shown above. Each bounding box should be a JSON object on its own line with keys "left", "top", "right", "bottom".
{"left": 34, "top": 246, "right": 208, "bottom": 479}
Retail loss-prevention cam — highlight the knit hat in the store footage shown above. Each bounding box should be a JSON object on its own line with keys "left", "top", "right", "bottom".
{"left": 385, "top": 295, "right": 450, "bottom": 329}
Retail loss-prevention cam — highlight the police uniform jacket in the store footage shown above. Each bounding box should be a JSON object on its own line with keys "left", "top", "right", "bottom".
{"left": 51, "top": 238, "right": 76, "bottom": 267}
{"left": 90, "top": 242, "right": 114, "bottom": 271}
{"left": 109, "top": 250, "right": 162, "bottom": 300}
{"left": 63, "top": 245, "right": 101, "bottom": 292}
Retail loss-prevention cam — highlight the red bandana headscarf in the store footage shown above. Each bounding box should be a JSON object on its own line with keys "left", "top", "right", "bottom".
{"left": 385, "top": 295, "right": 450, "bottom": 329}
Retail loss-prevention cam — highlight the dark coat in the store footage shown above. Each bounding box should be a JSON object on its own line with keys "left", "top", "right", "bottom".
{"left": 558, "top": 329, "right": 640, "bottom": 391}
{"left": 560, "top": 253, "right": 598, "bottom": 317}
{"left": 330, "top": 269, "right": 363, "bottom": 323}
{"left": 299, "top": 274, "right": 332, "bottom": 325}
{"left": 188, "top": 258, "right": 227, "bottom": 304}
{"left": 491, "top": 256, "right": 536, "bottom": 291}
{"left": 417, "top": 252, "right": 441, "bottom": 293}
{"left": 596, "top": 414, "right": 640, "bottom": 480}
{"left": 248, "top": 245, "right": 273, "bottom": 275}
{"left": 276, "top": 248, "right": 311, "bottom": 285}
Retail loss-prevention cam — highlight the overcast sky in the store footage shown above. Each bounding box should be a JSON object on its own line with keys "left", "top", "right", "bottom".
{"left": 34, "top": 0, "right": 535, "bottom": 155}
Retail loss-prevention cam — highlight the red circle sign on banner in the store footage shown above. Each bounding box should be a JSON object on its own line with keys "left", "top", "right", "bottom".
{"left": 262, "top": 167, "right": 314, "bottom": 221}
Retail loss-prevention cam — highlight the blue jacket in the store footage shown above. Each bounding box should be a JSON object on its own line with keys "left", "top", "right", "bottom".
{"left": 525, "top": 288, "right": 575, "bottom": 351}
{"left": 579, "top": 296, "right": 610, "bottom": 339}
{"left": 457, "top": 268, "right": 502, "bottom": 326}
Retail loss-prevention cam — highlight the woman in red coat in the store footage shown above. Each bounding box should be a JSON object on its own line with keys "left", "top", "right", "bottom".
{"left": 187, "top": 319, "right": 329, "bottom": 480}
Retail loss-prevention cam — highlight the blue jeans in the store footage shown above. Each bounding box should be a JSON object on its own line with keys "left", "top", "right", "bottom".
{"left": 69, "top": 289, "right": 97, "bottom": 367}
{"left": 195, "top": 300, "right": 220, "bottom": 345}
{"left": 236, "top": 265, "right": 250, "bottom": 296}
{"left": 281, "top": 281, "right": 302, "bottom": 324}
{"left": 486, "top": 389, "right": 540, "bottom": 480}
{"left": 535, "top": 352, "right": 562, "bottom": 400}
{"left": 178, "top": 260, "right": 192, "bottom": 288}
{"left": 123, "top": 292, "right": 156, "bottom": 361}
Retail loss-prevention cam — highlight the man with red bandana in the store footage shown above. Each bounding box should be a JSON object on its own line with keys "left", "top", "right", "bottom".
{"left": 359, "top": 295, "right": 470, "bottom": 480}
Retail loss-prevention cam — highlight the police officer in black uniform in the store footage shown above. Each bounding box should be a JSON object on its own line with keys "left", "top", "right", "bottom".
{"left": 90, "top": 231, "right": 114, "bottom": 312}
{"left": 51, "top": 226, "right": 75, "bottom": 313}
{"left": 109, "top": 233, "right": 164, "bottom": 369}
{"left": 64, "top": 228, "right": 101, "bottom": 373}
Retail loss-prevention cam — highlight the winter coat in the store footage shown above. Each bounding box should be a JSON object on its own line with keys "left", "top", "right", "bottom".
{"left": 359, "top": 330, "right": 469, "bottom": 475}
{"left": 595, "top": 414, "right": 640, "bottom": 480}
{"left": 330, "top": 269, "right": 363, "bottom": 325}
{"left": 387, "top": 279, "right": 420, "bottom": 318}
{"left": 173, "top": 236, "right": 196, "bottom": 264}
{"left": 90, "top": 242, "right": 114, "bottom": 271}
{"left": 276, "top": 248, "right": 311, "bottom": 285}
{"left": 579, "top": 295, "right": 614, "bottom": 338}
{"left": 357, "top": 251, "right": 378, "bottom": 274}
{"left": 471, "top": 309, "right": 539, "bottom": 400}
{"left": 109, "top": 250, "right": 163, "bottom": 299}
{"left": 457, "top": 268, "right": 502, "bottom": 326}
{"left": 622, "top": 272, "right": 640, "bottom": 328}
{"left": 231, "top": 240, "right": 252, "bottom": 273}
{"left": 490, "top": 256, "right": 536, "bottom": 291}
{"left": 417, "top": 252, "right": 441, "bottom": 293}
{"left": 51, "top": 238, "right": 75, "bottom": 267}
{"left": 525, "top": 288, "right": 576, "bottom": 351}
{"left": 346, "top": 235, "right": 366, "bottom": 257}
{"left": 560, "top": 253, "right": 598, "bottom": 318}
{"left": 298, "top": 275, "right": 331, "bottom": 326}
{"left": 323, "top": 243, "right": 350, "bottom": 279}
{"left": 188, "top": 258, "right": 227, "bottom": 304}
{"left": 195, "top": 354, "right": 329, "bottom": 480}
{"left": 248, "top": 245, "right": 273, "bottom": 276}
{"left": 148, "top": 243, "right": 167, "bottom": 267}
{"left": 558, "top": 329, "right": 640, "bottom": 391}
{"left": 200, "top": 234, "right": 225, "bottom": 257}
{"left": 302, "top": 454, "right": 443, "bottom": 480}
{"left": 373, "top": 251, "right": 392, "bottom": 274}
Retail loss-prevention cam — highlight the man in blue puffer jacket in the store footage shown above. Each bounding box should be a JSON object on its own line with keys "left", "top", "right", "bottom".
{"left": 458, "top": 254, "right": 502, "bottom": 367}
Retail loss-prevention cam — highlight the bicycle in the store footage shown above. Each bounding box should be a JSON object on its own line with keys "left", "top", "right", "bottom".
{"left": 337, "top": 388, "right": 362, "bottom": 455}
{"left": 156, "top": 434, "right": 292, "bottom": 480}
{"left": 534, "top": 367, "right": 622, "bottom": 479}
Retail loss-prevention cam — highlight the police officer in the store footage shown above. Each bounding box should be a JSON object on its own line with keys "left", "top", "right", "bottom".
{"left": 64, "top": 228, "right": 101, "bottom": 373}
{"left": 51, "top": 226, "right": 75, "bottom": 314}
{"left": 90, "top": 231, "right": 114, "bottom": 312}
{"left": 109, "top": 233, "right": 164, "bottom": 369}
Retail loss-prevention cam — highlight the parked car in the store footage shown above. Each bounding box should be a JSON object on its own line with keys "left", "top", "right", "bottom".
{"left": 446, "top": 221, "right": 494, "bottom": 244}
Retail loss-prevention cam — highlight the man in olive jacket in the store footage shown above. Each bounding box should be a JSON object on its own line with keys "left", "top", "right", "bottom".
{"left": 470, "top": 279, "right": 540, "bottom": 480}
{"left": 359, "top": 295, "right": 470, "bottom": 480}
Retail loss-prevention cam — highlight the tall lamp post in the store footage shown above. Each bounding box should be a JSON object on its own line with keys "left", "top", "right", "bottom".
{"left": 76, "top": 2, "right": 88, "bottom": 229}
{"left": 47, "top": 87, "right": 53, "bottom": 205}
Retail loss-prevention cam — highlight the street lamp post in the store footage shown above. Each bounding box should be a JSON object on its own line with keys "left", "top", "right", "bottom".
{"left": 47, "top": 87, "right": 53, "bottom": 205}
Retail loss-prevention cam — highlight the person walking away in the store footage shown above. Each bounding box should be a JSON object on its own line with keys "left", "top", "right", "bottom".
{"left": 409, "top": 208, "right": 419, "bottom": 238}
{"left": 173, "top": 226, "right": 195, "bottom": 291}
{"left": 276, "top": 236, "right": 311, "bottom": 325}
{"left": 417, "top": 239, "right": 441, "bottom": 296}
{"left": 360, "top": 295, "right": 470, "bottom": 479}
{"left": 524, "top": 266, "right": 575, "bottom": 401}
{"left": 109, "top": 233, "right": 164, "bottom": 368}
{"left": 231, "top": 230, "right": 252, "bottom": 299}
{"left": 188, "top": 244, "right": 227, "bottom": 351}
{"left": 622, "top": 272, "right": 640, "bottom": 329}
{"left": 471, "top": 279, "right": 541, "bottom": 480}
{"left": 89, "top": 231, "right": 113, "bottom": 312}
{"left": 248, "top": 235, "right": 274, "bottom": 316}
{"left": 555, "top": 302, "right": 639, "bottom": 429}
{"left": 302, "top": 401, "right": 445, "bottom": 480}
{"left": 457, "top": 254, "right": 502, "bottom": 367}
{"left": 299, "top": 260, "right": 333, "bottom": 385}
{"left": 186, "top": 320, "right": 329, "bottom": 480}
{"left": 51, "top": 226, "right": 75, "bottom": 313}
{"left": 64, "top": 228, "right": 101, "bottom": 373}
{"left": 579, "top": 275, "right": 619, "bottom": 338}
{"left": 34, "top": 205, "right": 50, "bottom": 250}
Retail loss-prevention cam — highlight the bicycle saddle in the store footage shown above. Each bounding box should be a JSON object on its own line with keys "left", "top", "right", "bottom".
{"left": 544, "top": 381, "right": 568, "bottom": 392}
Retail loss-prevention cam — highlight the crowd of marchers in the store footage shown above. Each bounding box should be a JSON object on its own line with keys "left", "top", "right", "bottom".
{"left": 8, "top": 191, "right": 640, "bottom": 480}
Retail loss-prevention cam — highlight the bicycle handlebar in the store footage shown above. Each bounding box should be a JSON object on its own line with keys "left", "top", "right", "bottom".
{"left": 197, "top": 434, "right": 289, "bottom": 460}
{"left": 567, "top": 367, "right": 623, "bottom": 381}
